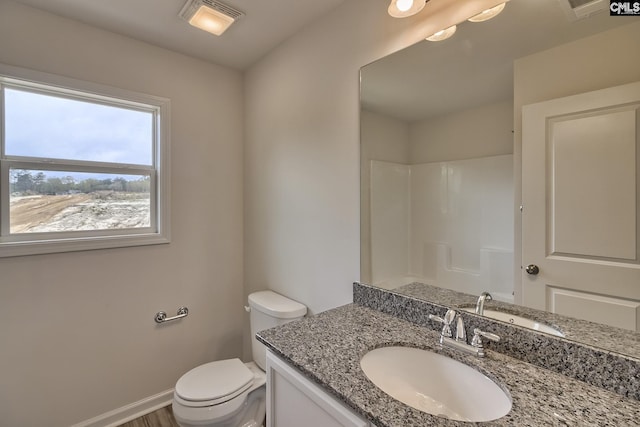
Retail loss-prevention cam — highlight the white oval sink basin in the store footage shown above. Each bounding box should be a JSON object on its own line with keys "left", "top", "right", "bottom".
{"left": 462, "top": 308, "right": 564, "bottom": 337}
{"left": 360, "top": 346, "right": 511, "bottom": 422}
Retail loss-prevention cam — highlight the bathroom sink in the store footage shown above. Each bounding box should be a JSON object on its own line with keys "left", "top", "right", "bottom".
{"left": 462, "top": 308, "right": 564, "bottom": 337}
{"left": 360, "top": 346, "right": 511, "bottom": 422}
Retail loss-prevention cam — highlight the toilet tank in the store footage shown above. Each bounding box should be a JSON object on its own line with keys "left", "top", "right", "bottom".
{"left": 248, "top": 291, "right": 307, "bottom": 370}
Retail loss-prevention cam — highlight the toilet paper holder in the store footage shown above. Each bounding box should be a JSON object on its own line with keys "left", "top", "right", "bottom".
{"left": 155, "top": 307, "right": 189, "bottom": 323}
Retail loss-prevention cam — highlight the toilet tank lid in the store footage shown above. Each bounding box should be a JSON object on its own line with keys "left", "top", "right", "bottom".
{"left": 248, "top": 291, "right": 307, "bottom": 319}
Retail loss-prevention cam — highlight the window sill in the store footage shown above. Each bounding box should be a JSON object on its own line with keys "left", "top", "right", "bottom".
{"left": 0, "top": 232, "right": 170, "bottom": 258}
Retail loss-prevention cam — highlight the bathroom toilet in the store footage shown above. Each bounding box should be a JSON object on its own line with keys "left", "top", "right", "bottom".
{"left": 172, "top": 291, "right": 307, "bottom": 427}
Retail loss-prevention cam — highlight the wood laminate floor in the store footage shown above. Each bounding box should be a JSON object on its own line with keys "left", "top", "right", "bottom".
{"left": 117, "top": 405, "right": 179, "bottom": 427}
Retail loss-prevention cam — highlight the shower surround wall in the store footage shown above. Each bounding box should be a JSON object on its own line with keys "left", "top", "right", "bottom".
{"left": 363, "top": 99, "right": 515, "bottom": 299}
{"left": 370, "top": 155, "right": 514, "bottom": 301}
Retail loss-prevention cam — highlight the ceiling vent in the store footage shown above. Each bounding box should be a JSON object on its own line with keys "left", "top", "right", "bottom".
{"left": 179, "top": 0, "right": 244, "bottom": 36}
{"left": 557, "top": 0, "right": 609, "bottom": 21}
{"left": 180, "top": 0, "right": 244, "bottom": 21}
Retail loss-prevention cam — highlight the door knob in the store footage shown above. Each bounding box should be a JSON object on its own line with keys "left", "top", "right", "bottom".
{"left": 525, "top": 264, "right": 539, "bottom": 275}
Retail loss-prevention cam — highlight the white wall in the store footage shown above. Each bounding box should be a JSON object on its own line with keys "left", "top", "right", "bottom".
{"left": 362, "top": 98, "right": 513, "bottom": 293}
{"left": 366, "top": 155, "right": 514, "bottom": 299}
{"left": 409, "top": 155, "right": 514, "bottom": 301}
{"left": 0, "top": 2, "right": 244, "bottom": 426}
{"left": 406, "top": 100, "right": 514, "bottom": 300}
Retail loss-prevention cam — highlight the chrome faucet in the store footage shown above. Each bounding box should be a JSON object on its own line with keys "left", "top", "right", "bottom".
{"left": 475, "top": 291, "right": 492, "bottom": 315}
{"left": 429, "top": 309, "right": 500, "bottom": 358}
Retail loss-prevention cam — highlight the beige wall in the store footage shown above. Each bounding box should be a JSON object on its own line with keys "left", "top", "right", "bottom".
{"left": 512, "top": 21, "right": 640, "bottom": 302}
{"left": 243, "top": 0, "right": 502, "bottom": 314}
{"left": 0, "top": 2, "right": 244, "bottom": 426}
{"left": 409, "top": 100, "right": 513, "bottom": 164}
{"left": 243, "top": 0, "right": 508, "bottom": 361}
{"left": 514, "top": 22, "right": 640, "bottom": 108}
{"left": 361, "top": 110, "right": 411, "bottom": 165}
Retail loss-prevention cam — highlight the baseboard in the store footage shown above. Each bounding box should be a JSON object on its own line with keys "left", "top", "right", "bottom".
{"left": 71, "top": 389, "right": 174, "bottom": 427}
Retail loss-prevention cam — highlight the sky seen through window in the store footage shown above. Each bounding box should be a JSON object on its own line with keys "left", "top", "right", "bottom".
{"left": 5, "top": 88, "right": 153, "bottom": 181}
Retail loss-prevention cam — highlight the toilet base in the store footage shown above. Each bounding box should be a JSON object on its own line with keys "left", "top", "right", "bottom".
{"left": 173, "top": 386, "right": 265, "bottom": 427}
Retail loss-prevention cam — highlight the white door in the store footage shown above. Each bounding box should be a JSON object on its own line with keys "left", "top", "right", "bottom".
{"left": 521, "top": 81, "right": 640, "bottom": 331}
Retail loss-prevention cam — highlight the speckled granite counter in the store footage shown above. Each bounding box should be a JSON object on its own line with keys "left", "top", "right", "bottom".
{"left": 257, "top": 304, "right": 640, "bottom": 426}
{"left": 391, "top": 282, "right": 640, "bottom": 358}
{"left": 354, "top": 282, "right": 640, "bottom": 401}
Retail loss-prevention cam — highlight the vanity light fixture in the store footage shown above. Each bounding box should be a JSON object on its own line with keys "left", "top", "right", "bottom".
{"left": 388, "top": 0, "right": 427, "bottom": 18}
{"left": 179, "top": 0, "right": 244, "bottom": 36}
{"left": 425, "top": 1, "right": 508, "bottom": 42}
{"left": 426, "top": 25, "right": 457, "bottom": 41}
{"left": 468, "top": 2, "right": 507, "bottom": 22}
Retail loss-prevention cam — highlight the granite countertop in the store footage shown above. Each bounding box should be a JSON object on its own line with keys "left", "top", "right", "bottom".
{"left": 392, "top": 282, "right": 640, "bottom": 358}
{"left": 257, "top": 304, "right": 640, "bottom": 427}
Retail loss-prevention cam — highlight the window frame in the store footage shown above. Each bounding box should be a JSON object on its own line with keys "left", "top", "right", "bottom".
{"left": 0, "top": 63, "right": 171, "bottom": 257}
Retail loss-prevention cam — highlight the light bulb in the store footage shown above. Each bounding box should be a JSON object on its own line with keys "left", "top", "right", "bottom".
{"left": 426, "top": 25, "right": 457, "bottom": 42}
{"left": 388, "top": 0, "right": 425, "bottom": 18}
{"left": 396, "top": 0, "right": 414, "bottom": 12}
{"left": 468, "top": 2, "right": 507, "bottom": 22}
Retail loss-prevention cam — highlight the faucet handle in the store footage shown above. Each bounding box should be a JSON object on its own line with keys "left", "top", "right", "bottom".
{"left": 471, "top": 328, "right": 500, "bottom": 346}
{"left": 471, "top": 328, "right": 500, "bottom": 357}
{"left": 428, "top": 313, "right": 444, "bottom": 323}
{"left": 428, "top": 309, "right": 456, "bottom": 338}
{"left": 476, "top": 328, "right": 500, "bottom": 342}
{"left": 455, "top": 316, "right": 466, "bottom": 342}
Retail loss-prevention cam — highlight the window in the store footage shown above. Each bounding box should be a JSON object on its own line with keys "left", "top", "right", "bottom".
{"left": 0, "top": 64, "right": 170, "bottom": 257}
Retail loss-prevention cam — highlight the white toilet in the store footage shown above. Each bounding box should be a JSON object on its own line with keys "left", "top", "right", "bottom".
{"left": 172, "top": 291, "right": 307, "bottom": 427}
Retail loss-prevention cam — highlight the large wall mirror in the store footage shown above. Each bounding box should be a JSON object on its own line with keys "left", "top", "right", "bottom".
{"left": 360, "top": 0, "right": 640, "bottom": 357}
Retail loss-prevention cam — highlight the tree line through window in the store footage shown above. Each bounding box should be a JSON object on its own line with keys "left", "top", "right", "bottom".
{"left": 10, "top": 170, "right": 151, "bottom": 194}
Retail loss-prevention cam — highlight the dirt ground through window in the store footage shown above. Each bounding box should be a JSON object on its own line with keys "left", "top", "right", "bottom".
{"left": 10, "top": 193, "right": 150, "bottom": 233}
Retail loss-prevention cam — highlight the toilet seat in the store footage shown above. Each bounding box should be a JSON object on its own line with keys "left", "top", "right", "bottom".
{"left": 175, "top": 358, "right": 254, "bottom": 407}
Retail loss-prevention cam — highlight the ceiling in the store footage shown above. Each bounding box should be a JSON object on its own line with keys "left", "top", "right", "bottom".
{"left": 360, "top": 0, "right": 633, "bottom": 122}
{"left": 11, "top": 0, "right": 347, "bottom": 70}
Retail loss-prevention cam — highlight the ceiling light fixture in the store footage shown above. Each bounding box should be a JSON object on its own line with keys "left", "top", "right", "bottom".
{"left": 426, "top": 25, "right": 457, "bottom": 41}
{"left": 388, "top": 0, "right": 428, "bottom": 18}
{"left": 468, "top": 2, "right": 507, "bottom": 22}
{"left": 179, "top": 0, "right": 244, "bottom": 36}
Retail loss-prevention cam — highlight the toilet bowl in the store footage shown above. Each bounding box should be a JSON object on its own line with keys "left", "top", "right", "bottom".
{"left": 172, "top": 360, "right": 266, "bottom": 427}
{"left": 172, "top": 291, "right": 306, "bottom": 427}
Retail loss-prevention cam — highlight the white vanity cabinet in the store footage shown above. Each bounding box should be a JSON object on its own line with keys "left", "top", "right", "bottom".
{"left": 266, "top": 349, "right": 371, "bottom": 427}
